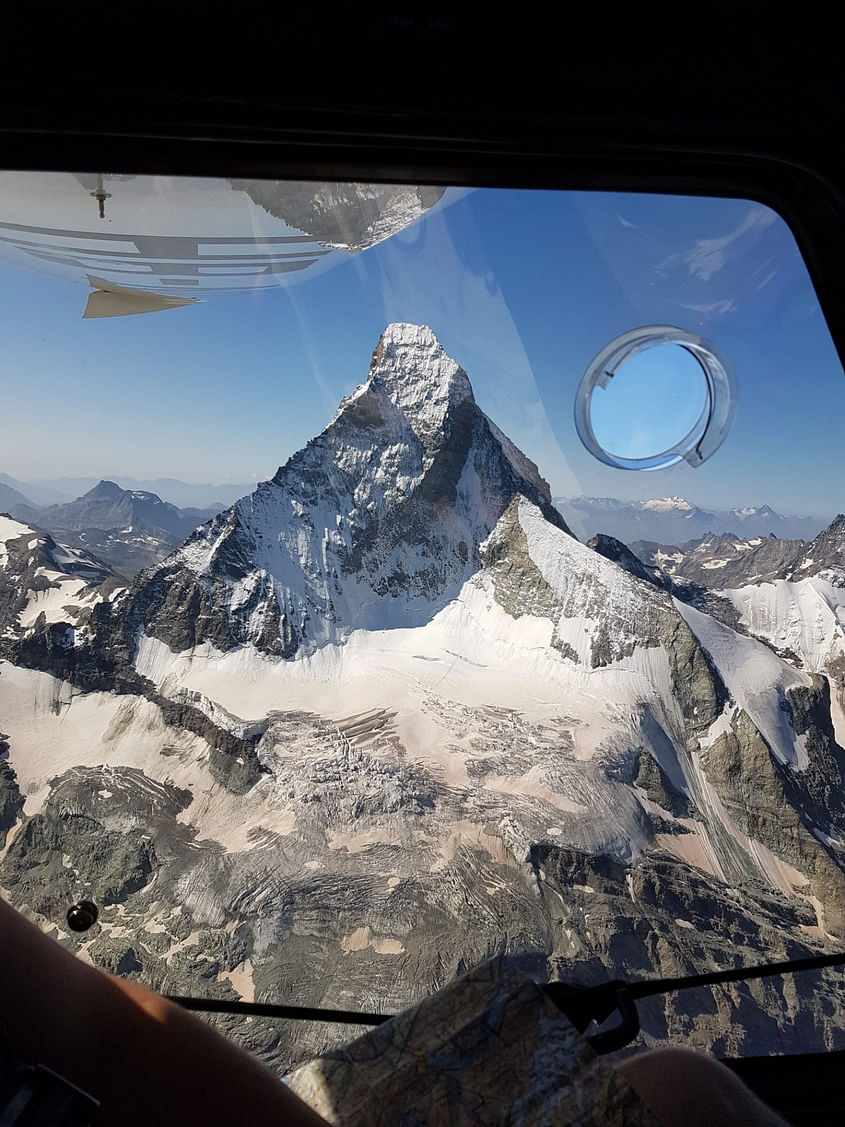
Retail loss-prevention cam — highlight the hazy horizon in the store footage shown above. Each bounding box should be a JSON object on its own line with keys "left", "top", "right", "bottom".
{"left": 2, "top": 467, "right": 836, "bottom": 524}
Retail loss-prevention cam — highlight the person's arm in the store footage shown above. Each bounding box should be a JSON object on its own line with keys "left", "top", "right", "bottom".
{"left": 619, "top": 1047, "right": 790, "bottom": 1127}
{"left": 0, "top": 897, "right": 328, "bottom": 1125}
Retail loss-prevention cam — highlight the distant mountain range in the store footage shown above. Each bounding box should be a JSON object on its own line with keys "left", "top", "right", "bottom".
{"left": 0, "top": 479, "right": 31, "bottom": 511}
{"left": 0, "top": 473, "right": 255, "bottom": 510}
{"left": 3, "top": 486, "right": 826, "bottom": 547}
{"left": 628, "top": 532, "right": 808, "bottom": 590}
{"left": 556, "top": 495, "right": 824, "bottom": 545}
{"left": 599, "top": 516, "right": 845, "bottom": 729}
{"left": 4, "top": 480, "right": 223, "bottom": 576}
{"left": 622, "top": 519, "right": 845, "bottom": 594}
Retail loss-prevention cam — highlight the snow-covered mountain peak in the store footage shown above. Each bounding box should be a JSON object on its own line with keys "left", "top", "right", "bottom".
{"left": 331, "top": 323, "right": 473, "bottom": 455}
{"left": 557, "top": 495, "right": 823, "bottom": 544}
{"left": 372, "top": 322, "right": 469, "bottom": 395}
{"left": 134, "top": 326, "right": 569, "bottom": 660}
{"left": 641, "top": 497, "right": 694, "bottom": 512}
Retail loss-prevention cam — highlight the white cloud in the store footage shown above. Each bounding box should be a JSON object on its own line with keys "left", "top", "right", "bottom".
{"left": 679, "top": 298, "right": 738, "bottom": 315}
{"left": 681, "top": 206, "right": 777, "bottom": 282}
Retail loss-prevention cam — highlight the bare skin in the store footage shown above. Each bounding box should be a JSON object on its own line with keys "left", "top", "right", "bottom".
{"left": 619, "top": 1047, "right": 790, "bottom": 1127}
{"left": 0, "top": 897, "right": 328, "bottom": 1125}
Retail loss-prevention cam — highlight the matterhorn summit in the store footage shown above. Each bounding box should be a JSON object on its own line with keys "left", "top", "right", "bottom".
{"left": 329, "top": 323, "right": 474, "bottom": 450}
{"left": 123, "top": 323, "right": 569, "bottom": 658}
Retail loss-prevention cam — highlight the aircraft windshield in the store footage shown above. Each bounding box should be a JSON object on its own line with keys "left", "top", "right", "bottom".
{"left": 0, "top": 172, "right": 843, "bottom": 1071}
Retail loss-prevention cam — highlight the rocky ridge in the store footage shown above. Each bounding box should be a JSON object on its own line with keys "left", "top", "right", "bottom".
{"left": 0, "top": 515, "right": 120, "bottom": 643}
{"left": 630, "top": 533, "right": 807, "bottom": 590}
{"left": 12, "top": 480, "right": 220, "bottom": 577}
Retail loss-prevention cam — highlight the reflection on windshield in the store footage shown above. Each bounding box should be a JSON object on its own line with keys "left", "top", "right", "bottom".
{"left": 0, "top": 173, "right": 447, "bottom": 311}
{"left": 0, "top": 175, "right": 844, "bottom": 1073}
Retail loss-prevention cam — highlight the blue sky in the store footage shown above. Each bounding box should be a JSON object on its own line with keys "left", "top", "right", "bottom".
{"left": 0, "top": 185, "right": 842, "bottom": 517}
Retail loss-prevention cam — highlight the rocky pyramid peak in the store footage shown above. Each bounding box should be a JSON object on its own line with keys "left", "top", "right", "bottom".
{"left": 89, "top": 479, "right": 124, "bottom": 498}
{"left": 332, "top": 323, "right": 474, "bottom": 453}
{"left": 128, "top": 325, "right": 573, "bottom": 659}
{"left": 370, "top": 322, "right": 471, "bottom": 397}
{"left": 587, "top": 532, "right": 669, "bottom": 590}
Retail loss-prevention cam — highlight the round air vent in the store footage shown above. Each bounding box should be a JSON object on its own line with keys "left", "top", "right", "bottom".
{"left": 574, "top": 326, "right": 737, "bottom": 471}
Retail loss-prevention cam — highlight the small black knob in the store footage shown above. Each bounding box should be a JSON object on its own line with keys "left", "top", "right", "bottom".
{"left": 67, "top": 900, "right": 99, "bottom": 933}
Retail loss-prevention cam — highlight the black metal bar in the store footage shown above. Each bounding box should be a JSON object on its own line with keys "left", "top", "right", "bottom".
{"left": 166, "top": 949, "right": 845, "bottom": 1027}
{"left": 165, "top": 995, "right": 389, "bottom": 1025}
{"left": 584, "top": 987, "right": 641, "bottom": 1054}
{"left": 165, "top": 951, "right": 845, "bottom": 1032}
{"left": 626, "top": 949, "right": 845, "bottom": 1002}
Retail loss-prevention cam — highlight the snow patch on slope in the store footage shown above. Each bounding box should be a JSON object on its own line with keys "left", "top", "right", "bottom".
{"left": 674, "top": 598, "right": 811, "bottom": 768}
{"left": 18, "top": 575, "right": 89, "bottom": 628}
{"left": 0, "top": 661, "right": 213, "bottom": 814}
{"left": 0, "top": 515, "right": 33, "bottom": 566}
{"left": 719, "top": 577, "right": 845, "bottom": 674}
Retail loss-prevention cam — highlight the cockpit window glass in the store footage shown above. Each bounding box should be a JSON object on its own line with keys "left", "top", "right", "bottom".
{"left": 0, "top": 173, "right": 843, "bottom": 1070}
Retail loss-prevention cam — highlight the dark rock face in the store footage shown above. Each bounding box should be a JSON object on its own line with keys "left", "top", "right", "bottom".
{"left": 633, "top": 748, "right": 693, "bottom": 819}
{"left": 701, "top": 709, "right": 845, "bottom": 936}
{"left": 588, "top": 533, "right": 670, "bottom": 590}
{"left": 658, "top": 614, "right": 728, "bottom": 735}
{"left": 9, "top": 603, "right": 131, "bottom": 692}
{"left": 118, "top": 562, "right": 264, "bottom": 656}
{"left": 0, "top": 745, "right": 24, "bottom": 848}
{"left": 1, "top": 804, "right": 157, "bottom": 915}
{"left": 0, "top": 767, "right": 190, "bottom": 920}
{"left": 784, "top": 677, "right": 845, "bottom": 831}
{"left": 155, "top": 697, "right": 266, "bottom": 794}
{"left": 629, "top": 533, "right": 806, "bottom": 589}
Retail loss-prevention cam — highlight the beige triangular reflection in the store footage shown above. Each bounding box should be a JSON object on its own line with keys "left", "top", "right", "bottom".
{"left": 83, "top": 275, "right": 198, "bottom": 318}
